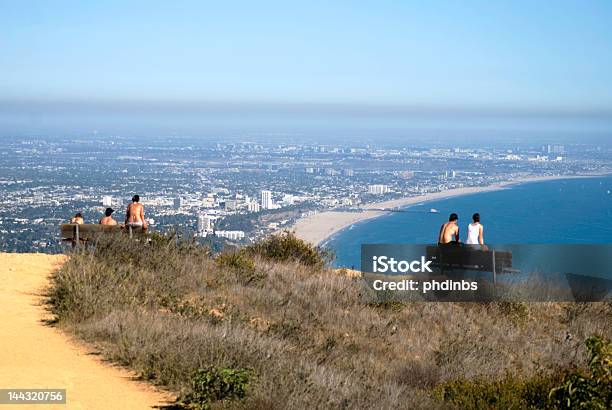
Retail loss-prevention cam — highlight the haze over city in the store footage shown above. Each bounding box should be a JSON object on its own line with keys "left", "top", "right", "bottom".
{"left": 2, "top": 1, "right": 612, "bottom": 136}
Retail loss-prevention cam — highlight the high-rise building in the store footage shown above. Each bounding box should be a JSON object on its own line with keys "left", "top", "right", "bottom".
{"left": 368, "top": 184, "right": 389, "bottom": 195}
{"left": 173, "top": 197, "right": 184, "bottom": 209}
{"left": 102, "top": 195, "right": 113, "bottom": 206}
{"left": 247, "top": 201, "right": 261, "bottom": 213}
{"left": 261, "top": 190, "right": 273, "bottom": 210}
{"left": 197, "top": 213, "right": 213, "bottom": 233}
{"left": 342, "top": 168, "right": 354, "bottom": 177}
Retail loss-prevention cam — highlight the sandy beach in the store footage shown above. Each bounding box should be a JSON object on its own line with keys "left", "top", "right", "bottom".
{"left": 292, "top": 174, "right": 605, "bottom": 246}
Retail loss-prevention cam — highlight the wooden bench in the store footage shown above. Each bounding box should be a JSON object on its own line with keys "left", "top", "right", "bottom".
{"left": 426, "top": 245, "right": 513, "bottom": 283}
{"left": 60, "top": 224, "right": 146, "bottom": 247}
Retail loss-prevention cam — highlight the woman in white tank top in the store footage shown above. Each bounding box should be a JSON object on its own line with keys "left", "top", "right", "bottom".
{"left": 466, "top": 213, "right": 484, "bottom": 245}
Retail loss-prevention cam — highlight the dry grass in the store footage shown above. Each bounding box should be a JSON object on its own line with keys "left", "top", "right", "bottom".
{"left": 47, "top": 234, "right": 612, "bottom": 409}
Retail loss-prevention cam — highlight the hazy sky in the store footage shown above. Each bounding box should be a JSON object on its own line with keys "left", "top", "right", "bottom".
{"left": 1, "top": 1, "right": 612, "bottom": 135}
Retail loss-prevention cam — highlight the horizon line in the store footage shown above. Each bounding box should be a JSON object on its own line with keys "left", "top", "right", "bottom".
{"left": 2, "top": 98, "right": 612, "bottom": 119}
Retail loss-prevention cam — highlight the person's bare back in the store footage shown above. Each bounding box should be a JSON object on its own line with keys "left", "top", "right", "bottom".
{"left": 438, "top": 213, "right": 460, "bottom": 244}
{"left": 99, "top": 208, "right": 117, "bottom": 225}
{"left": 125, "top": 195, "right": 147, "bottom": 229}
{"left": 100, "top": 216, "right": 118, "bottom": 225}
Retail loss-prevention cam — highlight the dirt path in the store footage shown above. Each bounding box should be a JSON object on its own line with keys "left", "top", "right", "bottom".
{"left": 0, "top": 253, "right": 174, "bottom": 409}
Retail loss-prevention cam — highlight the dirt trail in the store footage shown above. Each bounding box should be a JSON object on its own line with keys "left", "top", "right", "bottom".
{"left": 0, "top": 253, "right": 173, "bottom": 409}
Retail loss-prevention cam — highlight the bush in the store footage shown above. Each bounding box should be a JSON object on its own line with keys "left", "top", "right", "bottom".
{"left": 245, "top": 231, "right": 331, "bottom": 269}
{"left": 550, "top": 336, "right": 611, "bottom": 409}
{"left": 182, "top": 367, "right": 253, "bottom": 409}
{"left": 498, "top": 301, "right": 530, "bottom": 324}
{"left": 215, "top": 251, "right": 265, "bottom": 285}
{"left": 439, "top": 337, "right": 612, "bottom": 409}
{"left": 437, "top": 373, "right": 562, "bottom": 409}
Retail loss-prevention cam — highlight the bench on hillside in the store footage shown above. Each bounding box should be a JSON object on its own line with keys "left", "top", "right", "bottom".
{"left": 60, "top": 224, "right": 146, "bottom": 247}
{"left": 425, "top": 245, "right": 514, "bottom": 283}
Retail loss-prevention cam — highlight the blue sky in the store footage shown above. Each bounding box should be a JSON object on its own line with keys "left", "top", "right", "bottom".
{"left": 1, "top": 1, "right": 612, "bottom": 135}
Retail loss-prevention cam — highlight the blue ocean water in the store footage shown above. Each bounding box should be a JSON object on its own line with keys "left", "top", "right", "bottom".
{"left": 327, "top": 176, "right": 612, "bottom": 268}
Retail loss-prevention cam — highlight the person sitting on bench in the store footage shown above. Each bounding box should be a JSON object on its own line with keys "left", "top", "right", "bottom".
{"left": 125, "top": 195, "right": 147, "bottom": 230}
{"left": 99, "top": 208, "right": 118, "bottom": 225}
{"left": 438, "top": 213, "right": 460, "bottom": 245}
{"left": 465, "top": 212, "right": 484, "bottom": 247}
{"left": 69, "top": 212, "right": 84, "bottom": 224}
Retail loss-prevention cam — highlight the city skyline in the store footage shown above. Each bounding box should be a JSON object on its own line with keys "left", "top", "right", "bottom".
{"left": 1, "top": 135, "right": 609, "bottom": 252}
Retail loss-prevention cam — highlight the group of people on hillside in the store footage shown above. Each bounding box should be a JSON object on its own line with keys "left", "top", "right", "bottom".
{"left": 70, "top": 195, "right": 483, "bottom": 246}
{"left": 438, "top": 212, "right": 485, "bottom": 247}
{"left": 69, "top": 195, "right": 147, "bottom": 230}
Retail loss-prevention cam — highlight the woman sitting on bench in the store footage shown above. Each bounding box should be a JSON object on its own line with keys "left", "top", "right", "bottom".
{"left": 466, "top": 212, "right": 484, "bottom": 248}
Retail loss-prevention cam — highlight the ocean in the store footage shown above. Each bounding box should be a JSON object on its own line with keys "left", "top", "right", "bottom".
{"left": 326, "top": 176, "right": 612, "bottom": 268}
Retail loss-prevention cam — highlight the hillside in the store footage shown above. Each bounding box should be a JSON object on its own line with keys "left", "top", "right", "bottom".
{"left": 46, "top": 233, "right": 611, "bottom": 409}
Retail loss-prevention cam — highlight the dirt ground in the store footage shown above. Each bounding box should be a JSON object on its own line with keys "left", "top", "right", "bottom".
{"left": 0, "top": 253, "right": 174, "bottom": 409}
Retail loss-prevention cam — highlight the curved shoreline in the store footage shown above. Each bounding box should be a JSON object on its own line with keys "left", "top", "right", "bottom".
{"left": 293, "top": 174, "right": 607, "bottom": 246}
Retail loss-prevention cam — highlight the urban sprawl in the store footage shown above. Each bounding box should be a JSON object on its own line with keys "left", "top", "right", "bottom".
{"left": 1, "top": 136, "right": 610, "bottom": 252}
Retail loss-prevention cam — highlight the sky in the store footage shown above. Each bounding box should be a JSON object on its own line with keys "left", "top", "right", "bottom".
{"left": 1, "top": 1, "right": 612, "bottom": 136}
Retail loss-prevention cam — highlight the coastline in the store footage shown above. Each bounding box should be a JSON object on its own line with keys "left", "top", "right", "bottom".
{"left": 292, "top": 174, "right": 607, "bottom": 246}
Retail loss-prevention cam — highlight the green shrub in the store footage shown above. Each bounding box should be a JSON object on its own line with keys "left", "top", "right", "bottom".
{"left": 182, "top": 367, "right": 253, "bottom": 409}
{"left": 498, "top": 301, "right": 530, "bottom": 324}
{"left": 245, "top": 231, "right": 331, "bottom": 269}
{"left": 550, "top": 336, "right": 611, "bottom": 409}
{"left": 438, "top": 337, "right": 612, "bottom": 409}
{"left": 215, "top": 251, "right": 265, "bottom": 285}
{"left": 437, "top": 372, "right": 561, "bottom": 409}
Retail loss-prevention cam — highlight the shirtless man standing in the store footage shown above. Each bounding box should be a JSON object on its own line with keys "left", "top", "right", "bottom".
{"left": 125, "top": 195, "right": 147, "bottom": 230}
{"left": 438, "top": 213, "right": 460, "bottom": 245}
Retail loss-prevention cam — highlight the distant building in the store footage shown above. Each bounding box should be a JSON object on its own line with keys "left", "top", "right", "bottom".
{"left": 102, "top": 195, "right": 113, "bottom": 206}
{"left": 173, "top": 197, "right": 184, "bottom": 209}
{"left": 395, "top": 170, "right": 413, "bottom": 179}
{"left": 553, "top": 145, "right": 565, "bottom": 154}
{"left": 215, "top": 230, "right": 245, "bottom": 241}
{"left": 201, "top": 196, "right": 215, "bottom": 208}
{"left": 340, "top": 197, "right": 353, "bottom": 206}
{"left": 197, "top": 214, "right": 213, "bottom": 233}
{"left": 211, "top": 187, "right": 230, "bottom": 195}
{"left": 261, "top": 190, "right": 273, "bottom": 209}
{"left": 342, "top": 168, "right": 354, "bottom": 177}
{"left": 368, "top": 184, "right": 389, "bottom": 195}
{"left": 281, "top": 194, "right": 299, "bottom": 205}
{"left": 222, "top": 200, "right": 237, "bottom": 211}
{"left": 247, "top": 201, "right": 261, "bottom": 213}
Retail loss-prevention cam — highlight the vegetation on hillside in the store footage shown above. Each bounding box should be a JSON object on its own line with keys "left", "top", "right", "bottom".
{"left": 48, "top": 233, "right": 611, "bottom": 409}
